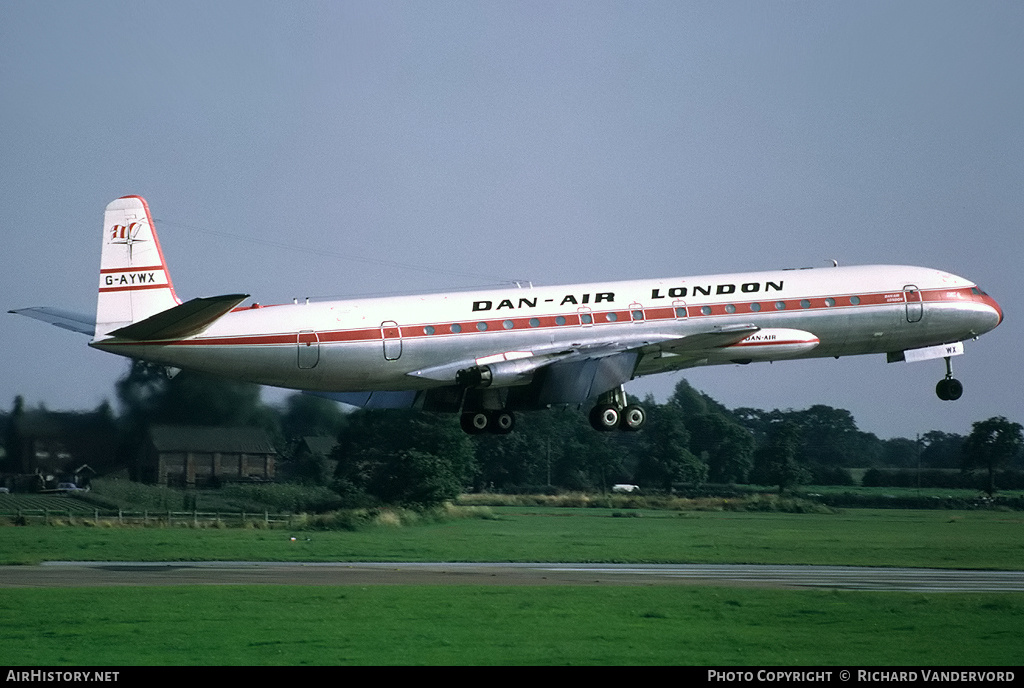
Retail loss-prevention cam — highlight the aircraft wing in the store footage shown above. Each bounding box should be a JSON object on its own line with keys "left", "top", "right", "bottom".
{"left": 8, "top": 307, "right": 96, "bottom": 336}
{"left": 533, "top": 323, "right": 760, "bottom": 404}
{"left": 399, "top": 323, "right": 762, "bottom": 407}
{"left": 649, "top": 323, "right": 760, "bottom": 354}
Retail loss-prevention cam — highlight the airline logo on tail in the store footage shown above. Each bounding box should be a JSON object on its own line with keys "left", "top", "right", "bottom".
{"left": 110, "top": 222, "right": 148, "bottom": 245}
{"left": 100, "top": 219, "right": 168, "bottom": 293}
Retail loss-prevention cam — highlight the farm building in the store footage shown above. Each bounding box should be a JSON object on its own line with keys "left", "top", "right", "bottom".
{"left": 2, "top": 401, "right": 118, "bottom": 487}
{"left": 144, "top": 425, "right": 277, "bottom": 488}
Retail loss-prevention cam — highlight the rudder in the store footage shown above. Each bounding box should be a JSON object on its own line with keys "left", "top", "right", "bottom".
{"left": 95, "top": 196, "right": 180, "bottom": 339}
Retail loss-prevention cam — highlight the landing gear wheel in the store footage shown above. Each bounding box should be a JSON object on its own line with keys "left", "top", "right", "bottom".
{"left": 936, "top": 378, "right": 963, "bottom": 401}
{"left": 589, "top": 404, "right": 620, "bottom": 432}
{"left": 935, "top": 355, "right": 963, "bottom": 402}
{"left": 619, "top": 404, "right": 647, "bottom": 432}
{"left": 460, "top": 411, "right": 490, "bottom": 434}
{"left": 488, "top": 410, "right": 516, "bottom": 434}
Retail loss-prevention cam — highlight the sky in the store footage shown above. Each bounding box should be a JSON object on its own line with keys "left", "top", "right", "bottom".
{"left": 2, "top": 0, "right": 1021, "bottom": 440}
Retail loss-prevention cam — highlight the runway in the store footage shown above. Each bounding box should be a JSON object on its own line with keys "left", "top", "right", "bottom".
{"left": 1, "top": 562, "right": 1022, "bottom": 591}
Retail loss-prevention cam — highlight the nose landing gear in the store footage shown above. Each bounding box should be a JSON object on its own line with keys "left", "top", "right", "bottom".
{"left": 936, "top": 356, "right": 963, "bottom": 401}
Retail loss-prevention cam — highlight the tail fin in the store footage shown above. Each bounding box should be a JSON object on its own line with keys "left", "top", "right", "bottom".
{"left": 95, "top": 196, "right": 181, "bottom": 339}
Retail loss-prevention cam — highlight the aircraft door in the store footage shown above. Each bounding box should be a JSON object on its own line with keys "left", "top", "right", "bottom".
{"left": 297, "top": 330, "right": 320, "bottom": 369}
{"left": 381, "top": 321, "right": 402, "bottom": 360}
{"left": 904, "top": 285, "right": 923, "bottom": 323}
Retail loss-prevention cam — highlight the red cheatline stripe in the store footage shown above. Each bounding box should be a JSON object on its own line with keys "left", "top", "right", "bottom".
{"left": 98, "top": 283, "right": 172, "bottom": 294}
{"left": 100, "top": 265, "right": 166, "bottom": 274}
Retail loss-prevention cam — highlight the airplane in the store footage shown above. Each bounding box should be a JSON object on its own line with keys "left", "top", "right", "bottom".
{"left": 11, "top": 195, "right": 1004, "bottom": 435}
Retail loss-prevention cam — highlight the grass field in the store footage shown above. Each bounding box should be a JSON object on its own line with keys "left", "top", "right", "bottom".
{"left": 2, "top": 506, "right": 1022, "bottom": 666}
{"left": 1, "top": 585, "right": 1021, "bottom": 665}
{"left": 1, "top": 507, "right": 1022, "bottom": 569}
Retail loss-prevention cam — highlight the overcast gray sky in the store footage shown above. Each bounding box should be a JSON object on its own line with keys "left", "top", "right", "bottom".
{"left": 2, "top": 0, "right": 1021, "bottom": 439}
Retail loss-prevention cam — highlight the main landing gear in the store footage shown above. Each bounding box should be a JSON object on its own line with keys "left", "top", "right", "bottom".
{"left": 460, "top": 409, "right": 516, "bottom": 435}
{"left": 588, "top": 386, "right": 647, "bottom": 432}
{"left": 935, "top": 355, "right": 964, "bottom": 401}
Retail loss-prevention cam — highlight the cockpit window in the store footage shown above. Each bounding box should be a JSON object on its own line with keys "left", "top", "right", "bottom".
{"left": 971, "top": 287, "right": 987, "bottom": 296}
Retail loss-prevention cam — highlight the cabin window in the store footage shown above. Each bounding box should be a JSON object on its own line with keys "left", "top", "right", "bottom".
{"left": 477, "top": 322, "right": 488, "bottom": 331}
{"left": 632, "top": 310, "right": 644, "bottom": 321}
{"left": 503, "top": 320, "right": 514, "bottom": 330}
{"left": 750, "top": 303, "right": 761, "bottom": 312}
{"left": 529, "top": 318, "right": 540, "bottom": 328}
{"left": 674, "top": 307, "right": 687, "bottom": 317}
{"left": 580, "top": 313, "right": 593, "bottom": 324}
{"left": 775, "top": 301, "right": 786, "bottom": 310}
{"left": 424, "top": 326, "right": 435, "bottom": 335}
{"left": 725, "top": 304, "right": 736, "bottom": 314}
{"left": 825, "top": 298, "right": 835, "bottom": 307}
{"left": 606, "top": 312, "right": 618, "bottom": 322}
{"left": 800, "top": 299, "right": 811, "bottom": 309}
{"left": 701, "top": 306, "right": 712, "bottom": 315}
{"left": 555, "top": 316, "right": 566, "bottom": 326}
{"left": 451, "top": 324, "right": 462, "bottom": 333}
{"left": 850, "top": 296, "right": 861, "bottom": 305}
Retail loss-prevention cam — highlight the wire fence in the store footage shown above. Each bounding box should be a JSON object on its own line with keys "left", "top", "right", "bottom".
{"left": 0, "top": 508, "right": 295, "bottom": 526}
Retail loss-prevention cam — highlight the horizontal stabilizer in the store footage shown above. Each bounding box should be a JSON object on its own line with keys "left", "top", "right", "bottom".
{"left": 106, "top": 293, "right": 249, "bottom": 341}
{"left": 8, "top": 307, "right": 96, "bottom": 335}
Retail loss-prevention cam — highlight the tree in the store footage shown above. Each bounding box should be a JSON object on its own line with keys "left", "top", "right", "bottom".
{"left": 633, "top": 403, "right": 706, "bottom": 491}
{"left": 116, "top": 363, "right": 279, "bottom": 434}
{"left": 880, "top": 437, "right": 920, "bottom": 468}
{"left": 791, "top": 405, "right": 880, "bottom": 467}
{"left": 920, "top": 431, "right": 965, "bottom": 469}
{"left": 669, "top": 378, "right": 732, "bottom": 420}
{"left": 332, "top": 410, "right": 475, "bottom": 507}
{"left": 280, "top": 393, "right": 347, "bottom": 441}
{"left": 470, "top": 411, "right": 557, "bottom": 490}
{"left": 962, "top": 417, "right": 1024, "bottom": 497}
{"left": 750, "top": 420, "right": 808, "bottom": 491}
{"left": 688, "top": 413, "right": 754, "bottom": 484}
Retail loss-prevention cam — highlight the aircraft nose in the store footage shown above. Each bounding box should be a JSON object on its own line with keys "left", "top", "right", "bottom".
{"left": 990, "top": 296, "right": 1003, "bottom": 326}
{"left": 981, "top": 292, "right": 1003, "bottom": 328}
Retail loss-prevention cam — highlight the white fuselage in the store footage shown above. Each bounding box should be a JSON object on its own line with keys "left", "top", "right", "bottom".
{"left": 91, "top": 263, "right": 1003, "bottom": 400}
